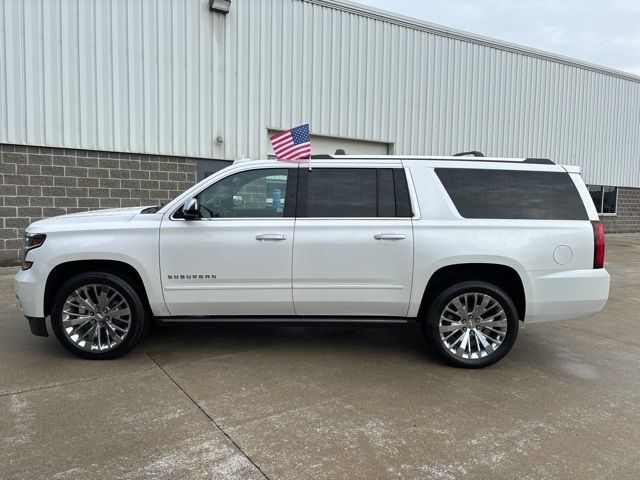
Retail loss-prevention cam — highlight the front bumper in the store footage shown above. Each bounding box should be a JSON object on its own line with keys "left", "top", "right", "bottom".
{"left": 26, "top": 316, "right": 48, "bottom": 336}
{"left": 525, "top": 268, "right": 610, "bottom": 323}
{"left": 15, "top": 265, "right": 46, "bottom": 320}
{"left": 16, "top": 267, "right": 49, "bottom": 336}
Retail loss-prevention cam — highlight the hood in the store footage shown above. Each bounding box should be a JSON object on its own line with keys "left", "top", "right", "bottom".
{"left": 26, "top": 206, "right": 155, "bottom": 232}
{"left": 50, "top": 206, "right": 153, "bottom": 219}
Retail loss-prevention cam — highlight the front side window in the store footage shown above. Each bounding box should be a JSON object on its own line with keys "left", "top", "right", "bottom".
{"left": 195, "top": 168, "right": 292, "bottom": 218}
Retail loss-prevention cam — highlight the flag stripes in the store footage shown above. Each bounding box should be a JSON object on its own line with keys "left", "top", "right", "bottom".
{"left": 269, "top": 124, "right": 311, "bottom": 160}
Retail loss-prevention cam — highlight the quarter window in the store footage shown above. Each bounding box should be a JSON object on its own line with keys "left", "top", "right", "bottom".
{"left": 435, "top": 168, "right": 589, "bottom": 220}
{"left": 196, "top": 168, "right": 293, "bottom": 218}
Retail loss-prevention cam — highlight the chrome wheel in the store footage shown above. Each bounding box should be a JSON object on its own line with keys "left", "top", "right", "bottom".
{"left": 439, "top": 292, "right": 508, "bottom": 360}
{"left": 62, "top": 284, "right": 132, "bottom": 352}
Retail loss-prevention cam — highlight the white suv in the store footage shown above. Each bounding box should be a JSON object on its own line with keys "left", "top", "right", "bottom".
{"left": 15, "top": 154, "right": 610, "bottom": 367}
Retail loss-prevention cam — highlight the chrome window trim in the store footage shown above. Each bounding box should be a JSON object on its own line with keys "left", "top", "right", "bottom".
{"left": 170, "top": 164, "right": 420, "bottom": 221}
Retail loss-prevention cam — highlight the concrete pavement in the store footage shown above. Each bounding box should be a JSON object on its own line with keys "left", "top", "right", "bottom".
{"left": 1, "top": 234, "right": 640, "bottom": 479}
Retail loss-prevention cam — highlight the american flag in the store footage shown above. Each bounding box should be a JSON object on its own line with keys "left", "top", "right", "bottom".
{"left": 269, "top": 124, "right": 311, "bottom": 160}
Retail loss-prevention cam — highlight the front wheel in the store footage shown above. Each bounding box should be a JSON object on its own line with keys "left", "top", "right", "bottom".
{"left": 50, "top": 272, "right": 148, "bottom": 359}
{"left": 422, "top": 281, "right": 519, "bottom": 368}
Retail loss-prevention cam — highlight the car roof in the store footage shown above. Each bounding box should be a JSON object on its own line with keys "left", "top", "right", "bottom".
{"left": 234, "top": 155, "right": 553, "bottom": 165}
{"left": 231, "top": 156, "right": 577, "bottom": 173}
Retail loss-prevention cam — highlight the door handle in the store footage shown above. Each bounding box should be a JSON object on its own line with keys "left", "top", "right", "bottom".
{"left": 256, "top": 234, "right": 287, "bottom": 241}
{"left": 374, "top": 234, "right": 406, "bottom": 240}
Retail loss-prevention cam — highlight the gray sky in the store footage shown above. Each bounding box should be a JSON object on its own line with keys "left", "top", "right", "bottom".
{"left": 356, "top": 0, "right": 640, "bottom": 76}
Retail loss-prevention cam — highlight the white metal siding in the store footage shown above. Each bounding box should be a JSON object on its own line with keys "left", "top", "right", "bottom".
{"left": 0, "top": 0, "right": 226, "bottom": 159}
{"left": 1, "top": 0, "right": 639, "bottom": 187}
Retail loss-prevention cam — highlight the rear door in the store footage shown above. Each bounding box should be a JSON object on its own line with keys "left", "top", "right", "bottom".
{"left": 292, "top": 165, "right": 414, "bottom": 317}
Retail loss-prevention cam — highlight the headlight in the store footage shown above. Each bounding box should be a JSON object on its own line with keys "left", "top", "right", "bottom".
{"left": 22, "top": 233, "right": 46, "bottom": 270}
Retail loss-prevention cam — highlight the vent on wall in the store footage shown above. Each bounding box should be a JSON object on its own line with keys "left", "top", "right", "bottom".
{"left": 209, "top": 0, "right": 231, "bottom": 14}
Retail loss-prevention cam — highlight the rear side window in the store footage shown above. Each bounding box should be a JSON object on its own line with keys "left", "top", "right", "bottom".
{"left": 297, "top": 168, "right": 412, "bottom": 218}
{"left": 435, "top": 168, "right": 588, "bottom": 220}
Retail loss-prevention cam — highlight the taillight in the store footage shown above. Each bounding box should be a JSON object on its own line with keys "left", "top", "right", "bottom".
{"left": 591, "top": 221, "right": 605, "bottom": 269}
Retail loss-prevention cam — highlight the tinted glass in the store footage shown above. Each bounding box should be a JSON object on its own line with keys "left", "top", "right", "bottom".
{"left": 197, "top": 168, "right": 290, "bottom": 218}
{"left": 302, "top": 168, "right": 377, "bottom": 217}
{"left": 603, "top": 186, "right": 617, "bottom": 214}
{"left": 377, "top": 169, "right": 396, "bottom": 217}
{"left": 393, "top": 169, "right": 412, "bottom": 217}
{"left": 435, "top": 168, "right": 589, "bottom": 220}
{"left": 588, "top": 185, "right": 603, "bottom": 213}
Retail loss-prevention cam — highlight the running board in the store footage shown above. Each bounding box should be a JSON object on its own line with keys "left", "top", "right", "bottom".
{"left": 155, "top": 315, "right": 411, "bottom": 324}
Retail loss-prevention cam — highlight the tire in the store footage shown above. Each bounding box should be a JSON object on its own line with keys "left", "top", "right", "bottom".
{"left": 50, "top": 272, "right": 149, "bottom": 359}
{"left": 421, "top": 281, "right": 519, "bottom": 368}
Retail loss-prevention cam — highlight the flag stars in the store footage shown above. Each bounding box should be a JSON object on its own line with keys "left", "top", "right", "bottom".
{"left": 291, "top": 124, "right": 310, "bottom": 145}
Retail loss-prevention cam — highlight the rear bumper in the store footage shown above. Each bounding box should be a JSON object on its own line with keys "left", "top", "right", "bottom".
{"left": 525, "top": 268, "right": 610, "bottom": 323}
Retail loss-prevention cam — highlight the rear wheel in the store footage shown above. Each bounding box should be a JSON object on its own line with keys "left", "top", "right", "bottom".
{"left": 422, "top": 281, "right": 519, "bottom": 368}
{"left": 50, "top": 272, "right": 148, "bottom": 359}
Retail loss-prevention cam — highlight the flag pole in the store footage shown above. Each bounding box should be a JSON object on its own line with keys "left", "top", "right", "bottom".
{"left": 308, "top": 124, "right": 312, "bottom": 172}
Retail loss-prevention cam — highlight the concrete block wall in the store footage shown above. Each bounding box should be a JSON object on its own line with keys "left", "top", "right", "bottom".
{"left": 601, "top": 187, "right": 640, "bottom": 233}
{"left": 0, "top": 143, "right": 197, "bottom": 264}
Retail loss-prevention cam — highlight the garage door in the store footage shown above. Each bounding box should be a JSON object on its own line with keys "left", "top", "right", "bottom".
{"left": 267, "top": 131, "right": 390, "bottom": 157}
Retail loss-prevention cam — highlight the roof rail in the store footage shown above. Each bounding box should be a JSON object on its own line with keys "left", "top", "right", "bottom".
{"left": 292, "top": 154, "right": 556, "bottom": 165}
{"left": 452, "top": 151, "right": 485, "bottom": 157}
{"left": 523, "top": 157, "right": 555, "bottom": 165}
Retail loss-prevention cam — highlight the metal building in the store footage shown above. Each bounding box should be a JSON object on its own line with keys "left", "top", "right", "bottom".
{"left": 0, "top": 0, "right": 639, "bottom": 262}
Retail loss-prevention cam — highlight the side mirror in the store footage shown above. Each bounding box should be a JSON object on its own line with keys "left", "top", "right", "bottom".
{"left": 181, "top": 198, "right": 200, "bottom": 220}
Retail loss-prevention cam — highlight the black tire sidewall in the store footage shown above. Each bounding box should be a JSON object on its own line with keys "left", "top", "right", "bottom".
{"left": 51, "top": 272, "right": 147, "bottom": 359}
{"left": 422, "top": 281, "right": 519, "bottom": 368}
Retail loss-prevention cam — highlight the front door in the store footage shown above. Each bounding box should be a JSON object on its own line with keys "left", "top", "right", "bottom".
{"left": 160, "top": 166, "right": 297, "bottom": 316}
{"left": 292, "top": 166, "right": 414, "bottom": 317}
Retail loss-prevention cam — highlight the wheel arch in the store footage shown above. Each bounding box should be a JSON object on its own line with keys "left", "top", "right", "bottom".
{"left": 418, "top": 263, "right": 526, "bottom": 321}
{"left": 44, "top": 260, "right": 152, "bottom": 318}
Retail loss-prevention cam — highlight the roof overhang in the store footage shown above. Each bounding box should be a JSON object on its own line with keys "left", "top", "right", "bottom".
{"left": 301, "top": 0, "right": 640, "bottom": 83}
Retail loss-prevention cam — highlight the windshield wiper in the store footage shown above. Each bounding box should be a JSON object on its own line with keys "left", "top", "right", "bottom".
{"left": 141, "top": 203, "right": 164, "bottom": 214}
